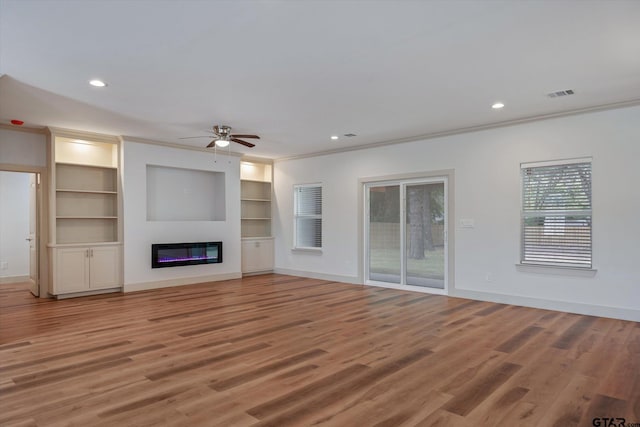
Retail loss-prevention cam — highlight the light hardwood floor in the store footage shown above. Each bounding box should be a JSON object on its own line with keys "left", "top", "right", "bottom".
{"left": 1, "top": 274, "right": 638, "bottom": 426}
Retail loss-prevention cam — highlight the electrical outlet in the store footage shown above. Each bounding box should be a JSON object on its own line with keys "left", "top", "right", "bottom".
{"left": 0, "top": 261, "right": 8, "bottom": 270}
{"left": 485, "top": 273, "right": 492, "bottom": 282}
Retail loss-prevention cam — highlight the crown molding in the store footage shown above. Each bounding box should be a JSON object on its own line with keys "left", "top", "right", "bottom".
{"left": 275, "top": 98, "right": 640, "bottom": 163}
{"left": 0, "top": 123, "right": 47, "bottom": 134}
{"left": 240, "top": 155, "right": 274, "bottom": 164}
{"left": 122, "top": 135, "right": 243, "bottom": 157}
{"left": 47, "top": 126, "right": 120, "bottom": 143}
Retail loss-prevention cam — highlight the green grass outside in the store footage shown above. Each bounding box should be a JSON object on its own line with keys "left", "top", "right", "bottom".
{"left": 370, "top": 247, "right": 444, "bottom": 279}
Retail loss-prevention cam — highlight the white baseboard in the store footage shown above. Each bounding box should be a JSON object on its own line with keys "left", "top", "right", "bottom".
{"left": 124, "top": 272, "right": 242, "bottom": 293}
{"left": 0, "top": 275, "right": 29, "bottom": 284}
{"left": 273, "top": 268, "right": 360, "bottom": 285}
{"left": 451, "top": 288, "right": 640, "bottom": 322}
{"left": 55, "top": 287, "right": 121, "bottom": 299}
{"left": 273, "top": 268, "right": 639, "bottom": 322}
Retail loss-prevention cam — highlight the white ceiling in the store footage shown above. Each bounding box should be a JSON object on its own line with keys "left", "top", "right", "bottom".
{"left": 1, "top": 0, "right": 639, "bottom": 159}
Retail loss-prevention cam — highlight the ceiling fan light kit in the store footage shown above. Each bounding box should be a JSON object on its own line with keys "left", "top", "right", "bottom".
{"left": 180, "top": 125, "right": 260, "bottom": 149}
{"left": 215, "top": 138, "right": 230, "bottom": 148}
{"left": 180, "top": 125, "right": 260, "bottom": 148}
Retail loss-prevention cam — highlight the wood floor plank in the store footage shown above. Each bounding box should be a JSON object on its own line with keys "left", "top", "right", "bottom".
{"left": 254, "top": 348, "right": 433, "bottom": 426}
{"left": 552, "top": 316, "right": 598, "bottom": 349}
{"left": 0, "top": 340, "right": 132, "bottom": 372}
{"left": 210, "top": 348, "right": 328, "bottom": 391}
{"left": 246, "top": 363, "right": 370, "bottom": 419}
{"left": 146, "top": 342, "right": 271, "bottom": 381}
{"left": 496, "top": 326, "right": 544, "bottom": 353}
{"left": 580, "top": 394, "right": 628, "bottom": 426}
{"left": 0, "top": 276, "right": 637, "bottom": 426}
{"left": 442, "top": 362, "right": 522, "bottom": 416}
{"left": 536, "top": 374, "right": 598, "bottom": 427}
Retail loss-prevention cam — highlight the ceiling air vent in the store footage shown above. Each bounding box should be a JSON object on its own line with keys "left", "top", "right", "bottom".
{"left": 343, "top": 133, "right": 357, "bottom": 137}
{"left": 547, "top": 89, "right": 575, "bottom": 98}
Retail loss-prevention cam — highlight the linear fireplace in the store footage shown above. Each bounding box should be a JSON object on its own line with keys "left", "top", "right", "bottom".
{"left": 151, "top": 241, "right": 222, "bottom": 268}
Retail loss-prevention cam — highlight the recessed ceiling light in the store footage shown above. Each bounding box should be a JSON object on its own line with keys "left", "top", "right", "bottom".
{"left": 89, "top": 79, "right": 107, "bottom": 87}
{"left": 492, "top": 102, "right": 505, "bottom": 109}
{"left": 330, "top": 136, "right": 339, "bottom": 140}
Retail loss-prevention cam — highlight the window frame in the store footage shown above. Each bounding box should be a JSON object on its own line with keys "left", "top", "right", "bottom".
{"left": 519, "top": 158, "right": 593, "bottom": 270}
{"left": 293, "top": 183, "right": 323, "bottom": 251}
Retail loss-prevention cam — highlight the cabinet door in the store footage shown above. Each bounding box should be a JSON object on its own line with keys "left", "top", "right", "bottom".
{"left": 55, "top": 247, "right": 90, "bottom": 293}
{"left": 89, "top": 246, "right": 120, "bottom": 289}
{"left": 259, "top": 239, "right": 274, "bottom": 271}
{"left": 241, "top": 239, "right": 274, "bottom": 273}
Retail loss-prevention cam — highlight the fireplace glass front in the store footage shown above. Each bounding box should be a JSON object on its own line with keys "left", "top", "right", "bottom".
{"left": 152, "top": 241, "right": 222, "bottom": 268}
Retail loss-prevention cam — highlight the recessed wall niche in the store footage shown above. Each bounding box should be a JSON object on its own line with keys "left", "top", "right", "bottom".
{"left": 146, "top": 165, "right": 225, "bottom": 221}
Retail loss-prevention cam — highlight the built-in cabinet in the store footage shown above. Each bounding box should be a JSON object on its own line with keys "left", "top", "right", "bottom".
{"left": 53, "top": 245, "right": 120, "bottom": 294}
{"left": 241, "top": 161, "right": 274, "bottom": 274}
{"left": 241, "top": 238, "right": 274, "bottom": 273}
{"left": 48, "top": 130, "right": 122, "bottom": 297}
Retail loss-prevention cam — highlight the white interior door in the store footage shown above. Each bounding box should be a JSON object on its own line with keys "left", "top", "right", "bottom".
{"left": 365, "top": 177, "right": 447, "bottom": 294}
{"left": 28, "top": 173, "right": 38, "bottom": 296}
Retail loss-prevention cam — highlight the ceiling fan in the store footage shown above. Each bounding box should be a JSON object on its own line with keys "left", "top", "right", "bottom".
{"left": 180, "top": 125, "right": 260, "bottom": 148}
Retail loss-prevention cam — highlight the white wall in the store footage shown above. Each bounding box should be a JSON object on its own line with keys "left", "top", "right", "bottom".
{"left": 273, "top": 105, "right": 640, "bottom": 321}
{"left": 122, "top": 141, "right": 241, "bottom": 291}
{"left": 0, "top": 171, "right": 30, "bottom": 281}
{"left": 0, "top": 128, "right": 47, "bottom": 167}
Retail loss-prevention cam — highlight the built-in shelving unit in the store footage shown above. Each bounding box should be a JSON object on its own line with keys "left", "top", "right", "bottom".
{"left": 48, "top": 131, "right": 122, "bottom": 296}
{"left": 241, "top": 163, "right": 273, "bottom": 238}
{"left": 240, "top": 161, "right": 274, "bottom": 273}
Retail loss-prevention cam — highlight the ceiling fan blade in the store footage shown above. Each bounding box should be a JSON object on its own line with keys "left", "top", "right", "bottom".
{"left": 179, "top": 136, "right": 210, "bottom": 139}
{"left": 206, "top": 140, "right": 217, "bottom": 148}
{"left": 230, "top": 134, "right": 260, "bottom": 139}
{"left": 231, "top": 138, "right": 255, "bottom": 148}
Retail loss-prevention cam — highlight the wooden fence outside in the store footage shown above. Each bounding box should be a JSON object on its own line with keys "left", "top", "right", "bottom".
{"left": 369, "top": 223, "right": 444, "bottom": 249}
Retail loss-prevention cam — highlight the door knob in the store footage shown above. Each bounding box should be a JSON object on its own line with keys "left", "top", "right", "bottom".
{"left": 25, "top": 238, "right": 33, "bottom": 242}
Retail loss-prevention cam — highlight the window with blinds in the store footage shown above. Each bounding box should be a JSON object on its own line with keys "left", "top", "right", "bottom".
{"left": 294, "top": 184, "right": 322, "bottom": 249}
{"left": 521, "top": 159, "right": 592, "bottom": 268}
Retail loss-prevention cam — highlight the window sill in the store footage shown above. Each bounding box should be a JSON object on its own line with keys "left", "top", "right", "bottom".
{"left": 292, "top": 247, "right": 323, "bottom": 254}
{"left": 516, "top": 264, "right": 597, "bottom": 277}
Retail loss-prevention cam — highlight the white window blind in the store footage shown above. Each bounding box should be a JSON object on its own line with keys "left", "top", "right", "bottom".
{"left": 521, "top": 160, "right": 592, "bottom": 268}
{"left": 294, "top": 184, "right": 322, "bottom": 249}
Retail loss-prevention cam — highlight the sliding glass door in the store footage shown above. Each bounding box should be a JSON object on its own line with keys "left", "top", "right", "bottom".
{"left": 368, "top": 184, "right": 401, "bottom": 284}
{"left": 366, "top": 178, "right": 447, "bottom": 292}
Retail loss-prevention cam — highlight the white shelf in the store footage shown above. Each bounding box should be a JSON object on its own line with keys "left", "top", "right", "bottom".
{"left": 57, "top": 216, "right": 118, "bottom": 219}
{"left": 241, "top": 181, "right": 271, "bottom": 200}
{"left": 240, "top": 178, "right": 270, "bottom": 183}
{"left": 56, "top": 161, "right": 117, "bottom": 170}
{"left": 57, "top": 189, "right": 117, "bottom": 194}
{"left": 241, "top": 198, "right": 271, "bottom": 202}
{"left": 242, "top": 217, "right": 271, "bottom": 220}
{"left": 49, "top": 241, "right": 123, "bottom": 248}
{"left": 56, "top": 163, "right": 117, "bottom": 193}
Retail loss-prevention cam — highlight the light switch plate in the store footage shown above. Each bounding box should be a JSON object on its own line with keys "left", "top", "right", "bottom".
{"left": 460, "top": 219, "right": 475, "bottom": 228}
